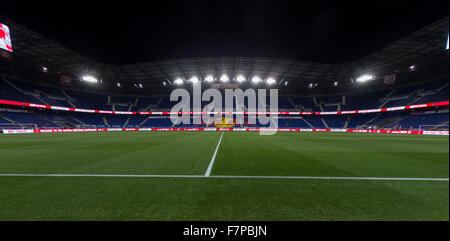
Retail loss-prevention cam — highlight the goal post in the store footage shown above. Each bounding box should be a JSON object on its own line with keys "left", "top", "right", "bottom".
{"left": 76, "top": 124, "right": 98, "bottom": 129}
{"left": 0, "top": 123, "right": 37, "bottom": 130}
{"left": 419, "top": 125, "right": 449, "bottom": 131}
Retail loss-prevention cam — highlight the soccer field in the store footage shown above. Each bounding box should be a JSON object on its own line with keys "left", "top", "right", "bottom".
{"left": 0, "top": 131, "right": 448, "bottom": 220}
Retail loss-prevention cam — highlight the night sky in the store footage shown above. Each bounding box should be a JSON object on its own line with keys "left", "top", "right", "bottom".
{"left": 2, "top": 0, "right": 449, "bottom": 64}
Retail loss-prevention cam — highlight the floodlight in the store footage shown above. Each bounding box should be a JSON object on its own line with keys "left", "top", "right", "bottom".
{"left": 116, "top": 82, "right": 121, "bottom": 87}
{"left": 81, "top": 75, "right": 98, "bottom": 83}
{"left": 205, "top": 75, "right": 214, "bottom": 82}
{"left": 333, "top": 81, "right": 338, "bottom": 87}
{"left": 220, "top": 74, "right": 229, "bottom": 82}
{"left": 266, "top": 77, "right": 276, "bottom": 85}
{"left": 356, "top": 75, "right": 374, "bottom": 83}
{"left": 236, "top": 75, "right": 246, "bottom": 83}
{"left": 42, "top": 67, "right": 48, "bottom": 72}
{"left": 409, "top": 65, "right": 415, "bottom": 71}
{"left": 174, "top": 78, "right": 184, "bottom": 85}
{"left": 446, "top": 34, "right": 449, "bottom": 50}
{"left": 189, "top": 76, "right": 199, "bottom": 84}
{"left": 251, "top": 76, "right": 262, "bottom": 84}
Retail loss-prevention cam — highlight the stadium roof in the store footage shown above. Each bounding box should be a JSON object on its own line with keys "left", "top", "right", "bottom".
{"left": 0, "top": 14, "right": 448, "bottom": 94}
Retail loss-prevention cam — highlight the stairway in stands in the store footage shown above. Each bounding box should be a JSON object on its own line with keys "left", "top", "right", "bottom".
{"left": 375, "top": 117, "right": 406, "bottom": 129}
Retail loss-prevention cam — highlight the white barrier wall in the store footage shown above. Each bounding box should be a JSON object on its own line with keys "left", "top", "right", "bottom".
{"left": 2, "top": 128, "right": 449, "bottom": 135}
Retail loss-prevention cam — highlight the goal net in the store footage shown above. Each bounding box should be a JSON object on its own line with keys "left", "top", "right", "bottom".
{"left": 419, "top": 125, "right": 449, "bottom": 131}
{"left": 0, "top": 123, "right": 37, "bottom": 130}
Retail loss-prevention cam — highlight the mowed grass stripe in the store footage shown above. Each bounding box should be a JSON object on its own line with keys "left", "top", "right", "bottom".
{"left": 0, "top": 131, "right": 221, "bottom": 175}
{"left": 0, "top": 176, "right": 447, "bottom": 220}
{"left": 212, "top": 132, "right": 449, "bottom": 178}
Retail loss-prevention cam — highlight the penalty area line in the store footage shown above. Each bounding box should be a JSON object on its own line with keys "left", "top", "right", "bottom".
{"left": 0, "top": 173, "right": 448, "bottom": 181}
{"left": 204, "top": 131, "right": 225, "bottom": 177}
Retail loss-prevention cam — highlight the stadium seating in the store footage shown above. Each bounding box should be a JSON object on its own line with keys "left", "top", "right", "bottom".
{"left": 0, "top": 77, "right": 448, "bottom": 130}
{"left": 2, "top": 77, "right": 448, "bottom": 112}
{"left": 394, "top": 112, "right": 449, "bottom": 130}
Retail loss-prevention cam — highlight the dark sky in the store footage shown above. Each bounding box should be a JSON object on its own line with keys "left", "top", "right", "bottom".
{"left": 2, "top": 0, "right": 449, "bottom": 64}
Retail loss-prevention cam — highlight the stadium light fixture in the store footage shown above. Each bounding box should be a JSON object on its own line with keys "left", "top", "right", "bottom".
{"left": 446, "top": 34, "right": 449, "bottom": 50}
{"left": 116, "top": 82, "right": 121, "bottom": 87}
{"left": 162, "top": 81, "right": 167, "bottom": 87}
{"left": 236, "top": 75, "right": 246, "bottom": 83}
{"left": 42, "top": 66, "right": 48, "bottom": 72}
{"left": 409, "top": 65, "right": 415, "bottom": 71}
{"left": 174, "top": 78, "right": 184, "bottom": 85}
{"left": 220, "top": 74, "right": 229, "bottom": 82}
{"left": 333, "top": 81, "right": 338, "bottom": 87}
{"left": 251, "top": 76, "right": 262, "bottom": 84}
{"left": 81, "top": 75, "right": 98, "bottom": 83}
{"left": 284, "top": 81, "right": 288, "bottom": 86}
{"left": 308, "top": 83, "right": 314, "bottom": 88}
{"left": 205, "top": 75, "right": 214, "bottom": 82}
{"left": 356, "top": 74, "right": 374, "bottom": 83}
{"left": 137, "top": 83, "right": 143, "bottom": 88}
{"left": 266, "top": 77, "right": 276, "bottom": 85}
{"left": 189, "top": 76, "right": 199, "bottom": 84}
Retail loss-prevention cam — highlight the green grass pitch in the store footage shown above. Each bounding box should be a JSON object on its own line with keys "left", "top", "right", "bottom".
{"left": 0, "top": 131, "right": 448, "bottom": 220}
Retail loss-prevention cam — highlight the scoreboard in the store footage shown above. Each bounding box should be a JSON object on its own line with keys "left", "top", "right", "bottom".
{"left": 0, "top": 23, "right": 13, "bottom": 52}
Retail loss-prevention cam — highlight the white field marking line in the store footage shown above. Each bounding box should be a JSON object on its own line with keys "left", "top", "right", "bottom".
{"left": 204, "top": 131, "right": 225, "bottom": 177}
{"left": 0, "top": 173, "right": 448, "bottom": 181}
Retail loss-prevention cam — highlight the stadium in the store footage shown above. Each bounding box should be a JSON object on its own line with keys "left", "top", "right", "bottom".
{"left": 0, "top": 3, "right": 449, "bottom": 222}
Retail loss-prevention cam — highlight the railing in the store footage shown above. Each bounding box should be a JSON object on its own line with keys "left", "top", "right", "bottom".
{"left": 0, "top": 99, "right": 448, "bottom": 116}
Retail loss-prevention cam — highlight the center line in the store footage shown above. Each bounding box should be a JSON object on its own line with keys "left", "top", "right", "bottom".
{"left": 205, "top": 131, "right": 225, "bottom": 177}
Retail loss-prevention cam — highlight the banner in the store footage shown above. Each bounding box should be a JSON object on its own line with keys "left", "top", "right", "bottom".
{"left": 60, "top": 74, "right": 73, "bottom": 87}
{"left": 0, "top": 99, "right": 448, "bottom": 116}
{"left": 383, "top": 73, "right": 397, "bottom": 86}
{"left": 2, "top": 128, "right": 448, "bottom": 135}
{"left": 211, "top": 83, "right": 240, "bottom": 89}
